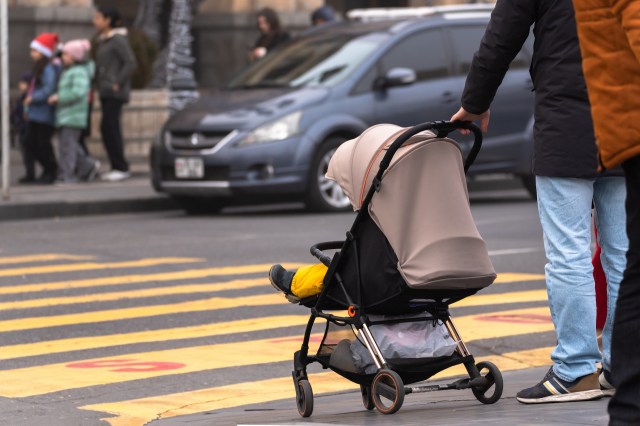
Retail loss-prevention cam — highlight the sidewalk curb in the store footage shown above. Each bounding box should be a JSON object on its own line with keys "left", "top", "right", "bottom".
{"left": 0, "top": 197, "right": 179, "bottom": 222}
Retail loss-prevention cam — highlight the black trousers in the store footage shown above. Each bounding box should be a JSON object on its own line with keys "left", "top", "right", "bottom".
{"left": 609, "top": 155, "right": 640, "bottom": 425}
{"left": 100, "top": 97, "right": 129, "bottom": 172}
{"left": 24, "top": 121, "right": 57, "bottom": 178}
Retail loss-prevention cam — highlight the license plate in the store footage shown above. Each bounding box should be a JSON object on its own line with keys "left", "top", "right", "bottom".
{"left": 175, "top": 158, "right": 204, "bottom": 179}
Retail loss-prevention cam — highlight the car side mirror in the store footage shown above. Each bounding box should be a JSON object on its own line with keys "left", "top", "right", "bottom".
{"left": 373, "top": 67, "right": 417, "bottom": 91}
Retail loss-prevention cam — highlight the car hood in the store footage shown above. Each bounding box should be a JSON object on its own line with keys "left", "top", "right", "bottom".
{"left": 164, "top": 87, "right": 330, "bottom": 132}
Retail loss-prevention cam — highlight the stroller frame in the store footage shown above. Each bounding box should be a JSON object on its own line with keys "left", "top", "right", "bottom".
{"left": 292, "top": 121, "right": 503, "bottom": 417}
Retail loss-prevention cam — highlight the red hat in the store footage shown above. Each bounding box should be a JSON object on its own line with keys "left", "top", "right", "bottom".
{"left": 30, "top": 33, "right": 60, "bottom": 58}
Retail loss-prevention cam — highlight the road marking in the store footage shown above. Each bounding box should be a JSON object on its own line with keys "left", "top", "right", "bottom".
{"left": 0, "top": 281, "right": 548, "bottom": 334}
{"left": 0, "top": 254, "right": 95, "bottom": 265}
{"left": 0, "top": 275, "right": 548, "bottom": 312}
{"left": 0, "top": 306, "right": 553, "bottom": 398}
{"left": 0, "top": 263, "right": 305, "bottom": 295}
{"left": 0, "top": 278, "right": 268, "bottom": 311}
{"left": 454, "top": 289, "right": 547, "bottom": 308}
{"left": 0, "top": 315, "right": 310, "bottom": 361}
{"left": 0, "top": 295, "right": 552, "bottom": 361}
{"left": 0, "top": 258, "right": 205, "bottom": 278}
{"left": 493, "top": 273, "right": 545, "bottom": 284}
{"left": 0, "top": 293, "right": 287, "bottom": 333}
{"left": 80, "top": 346, "right": 554, "bottom": 426}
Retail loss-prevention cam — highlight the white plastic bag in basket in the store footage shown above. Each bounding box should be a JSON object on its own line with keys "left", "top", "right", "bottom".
{"left": 350, "top": 313, "right": 458, "bottom": 374}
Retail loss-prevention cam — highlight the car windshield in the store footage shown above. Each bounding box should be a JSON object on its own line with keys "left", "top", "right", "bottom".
{"left": 227, "top": 32, "right": 387, "bottom": 90}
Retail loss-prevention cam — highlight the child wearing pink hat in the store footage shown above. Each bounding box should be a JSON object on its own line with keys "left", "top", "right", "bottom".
{"left": 22, "top": 32, "right": 61, "bottom": 184}
{"left": 48, "top": 39, "right": 100, "bottom": 183}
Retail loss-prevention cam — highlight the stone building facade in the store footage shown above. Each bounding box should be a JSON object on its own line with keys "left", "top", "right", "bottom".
{"left": 3, "top": 0, "right": 481, "bottom": 158}
{"left": 5, "top": 0, "right": 474, "bottom": 88}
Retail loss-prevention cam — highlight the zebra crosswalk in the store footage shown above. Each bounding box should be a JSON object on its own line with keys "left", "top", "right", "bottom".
{"left": 0, "top": 252, "right": 551, "bottom": 426}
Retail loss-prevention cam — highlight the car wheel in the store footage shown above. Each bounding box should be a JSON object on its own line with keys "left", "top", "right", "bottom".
{"left": 305, "top": 137, "right": 352, "bottom": 212}
{"left": 172, "top": 196, "right": 226, "bottom": 215}
{"left": 520, "top": 174, "right": 537, "bottom": 199}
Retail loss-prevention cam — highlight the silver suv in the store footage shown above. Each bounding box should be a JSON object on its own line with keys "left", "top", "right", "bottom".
{"left": 150, "top": 6, "right": 535, "bottom": 213}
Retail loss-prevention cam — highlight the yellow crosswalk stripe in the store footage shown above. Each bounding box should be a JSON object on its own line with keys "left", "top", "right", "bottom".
{"left": 0, "top": 306, "right": 552, "bottom": 398}
{"left": 0, "top": 276, "right": 548, "bottom": 312}
{"left": 83, "top": 346, "right": 554, "bottom": 426}
{"left": 0, "top": 283, "right": 548, "bottom": 333}
{"left": 0, "top": 288, "right": 546, "bottom": 360}
{"left": 0, "top": 263, "right": 304, "bottom": 295}
{"left": 0, "top": 314, "right": 310, "bottom": 361}
{"left": 0, "top": 254, "right": 95, "bottom": 265}
{"left": 494, "top": 273, "right": 545, "bottom": 283}
{"left": 0, "top": 293, "right": 286, "bottom": 333}
{"left": 454, "top": 289, "right": 547, "bottom": 307}
{"left": 0, "top": 258, "right": 205, "bottom": 278}
{"left": 0, "top": 278, "right": 267, "bottom": 311}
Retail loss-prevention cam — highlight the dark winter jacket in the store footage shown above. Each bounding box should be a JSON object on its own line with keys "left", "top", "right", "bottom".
{"left": 94, "top": 28, "right": 137, "bottom": 103}
{"left": 26, "top": 63, "right": 59, "bottom": 126}
{"left": 461, "top": 0, "right": 619, "bottom": 178}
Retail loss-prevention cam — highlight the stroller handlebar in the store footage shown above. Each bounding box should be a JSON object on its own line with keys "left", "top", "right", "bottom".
{"left": 380, "top": 120, "right": 482, "bottom": 175}
{"left": 359, "top": 120, "right": 482, "bottom": 214}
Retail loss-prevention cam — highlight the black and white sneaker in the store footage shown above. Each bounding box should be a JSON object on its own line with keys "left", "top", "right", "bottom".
{"left": 268, "top": 264, "right": 299, "bottom": 303}
{"left": 516, "top": 367, "right": 603, "bottom": 404}
{"left": 599, "top": 369, "right": 615, "bottom": 397}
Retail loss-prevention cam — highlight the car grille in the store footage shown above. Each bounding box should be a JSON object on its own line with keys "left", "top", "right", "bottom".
{"left": 169, "top": 131, "right": 228, "bottom": 151}
{"left": 161, "top": 166, "right": 230, "bottom": 181}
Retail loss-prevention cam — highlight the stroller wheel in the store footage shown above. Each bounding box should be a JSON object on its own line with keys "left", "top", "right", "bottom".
{"left": 472, "top": 361, "right": 503, "bottom": 404}
{"left": 360, "top": 384, "right": 375, "bottom": 410}
{"left": 372, "top": 370, "right": 404, "bottom": 414}
{"left": 296, "top": 379, "right": 314, "bottom": 417}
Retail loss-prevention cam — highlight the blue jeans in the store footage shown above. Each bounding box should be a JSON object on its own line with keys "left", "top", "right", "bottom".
{"left": 537, "top": 176, "right": 627, "bottom": 382}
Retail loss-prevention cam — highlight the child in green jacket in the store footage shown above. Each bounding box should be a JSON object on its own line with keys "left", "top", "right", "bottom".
{"left": 48, "top": 39, "right": 100, "bottom": 183}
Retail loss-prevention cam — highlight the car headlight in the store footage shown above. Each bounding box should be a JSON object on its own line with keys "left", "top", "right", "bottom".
{"left": 239, "top": 112, "right": 302, "bottom": 146}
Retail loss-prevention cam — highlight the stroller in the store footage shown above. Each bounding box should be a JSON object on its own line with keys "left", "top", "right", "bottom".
{"left": 291, "top": 121, "right": 503, "bottom": 416}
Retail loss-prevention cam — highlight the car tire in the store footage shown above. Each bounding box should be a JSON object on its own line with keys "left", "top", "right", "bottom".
{"left": 172, "top": 196, "right": 226, "bottom": 215}
{"left": 520, "top": 174, "right": 537, "bottom": 199}
{"left": 304, "top": 137, "right": 352, "bottom": 212}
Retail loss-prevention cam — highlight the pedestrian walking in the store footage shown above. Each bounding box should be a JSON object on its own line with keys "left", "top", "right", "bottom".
{"left": 311, "top": 6, "right": 336, "bottom": 26}
{"left": 450, "top": 0, "right": 628, "bottom": 404}
{"left": 93, "top": 6, "right": 136, "bottom": 182}
{"left": 11, "top": 73, "right": 34, "bottom": 182}
{"left": 572, "top": 1, "right": 640, "bottom": 423}
{"left": 48, "top": 39, "right": 100, "bottom": 183}
{"left": 250, "top": 7, "right": 291, "bottom": 62}
{"left": 23, "top": 32, "right": 61, "bottom": 184}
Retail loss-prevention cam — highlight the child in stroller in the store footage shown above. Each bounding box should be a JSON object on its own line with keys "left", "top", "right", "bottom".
{"left": 274, "top": 121, "right": 503, "bottom": 417}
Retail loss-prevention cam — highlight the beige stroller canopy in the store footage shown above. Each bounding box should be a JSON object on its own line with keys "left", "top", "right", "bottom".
{"left": 326, "top": 124, "right": 496, "bottom": 291}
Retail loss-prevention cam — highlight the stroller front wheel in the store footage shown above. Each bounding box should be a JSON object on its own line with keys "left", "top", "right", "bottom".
{"left": 296, "top": 379, "right": 314, "bottom": 417}
{"left": 360, "top": 384, "right": 375, "bottom": 410}
{"left": 372, "top": 370, "right": 404, "bottom": 414}
{"left": 472, "top": 361, "right": 503, "bottom": 404}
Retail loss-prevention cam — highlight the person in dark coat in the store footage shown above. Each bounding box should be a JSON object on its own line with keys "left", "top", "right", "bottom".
{"left": 93, "top": 6, "right": 137, "bottom": 182}
{"left": 451, "top": 0, "right": 627, "bottom": 404}
{"left": 11, "top": 73, "right": 33, "bottom": 181}
{"left": 250, "top": 7, "right": 291, "bottom": 62}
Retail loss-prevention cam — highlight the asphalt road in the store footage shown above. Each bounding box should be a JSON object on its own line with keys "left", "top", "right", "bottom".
{"left": 0, "top": 183, "right": 575, "bottom": 426}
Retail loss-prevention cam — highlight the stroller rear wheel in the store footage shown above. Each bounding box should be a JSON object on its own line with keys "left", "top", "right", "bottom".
{"left": 372, "top": 370, "right": 404, "bottom": 414}
{"left": 360, "top": 384, "right": 375, "bottom": 410}
{"left": 472, "top": 361, "right": 503, "bottom": 404}
{"left": 296, "top": 379, "right": 314, "bottom": 417}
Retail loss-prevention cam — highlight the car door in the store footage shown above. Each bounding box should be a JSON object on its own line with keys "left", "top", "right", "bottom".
{"left": 446, "top": 24, "right": 535, "bottom": 172}
{"left": 373, "top": 29, "right": 457, "bottom": 126}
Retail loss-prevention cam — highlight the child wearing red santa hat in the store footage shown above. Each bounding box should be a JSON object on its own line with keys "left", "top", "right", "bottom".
{"left": 22, "top": 32, "right": 60, "bottom": 184}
